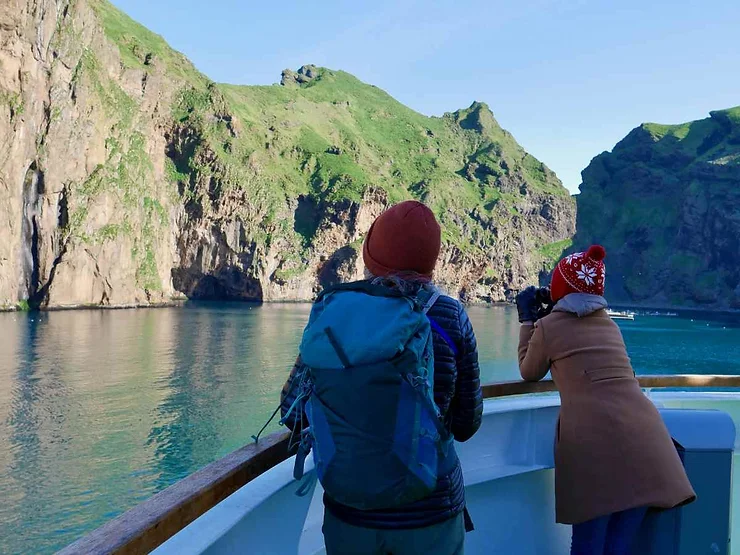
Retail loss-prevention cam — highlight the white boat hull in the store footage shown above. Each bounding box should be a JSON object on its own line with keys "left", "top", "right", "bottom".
{"left": 154, "top": 393, "right": 737, "bottom": 555}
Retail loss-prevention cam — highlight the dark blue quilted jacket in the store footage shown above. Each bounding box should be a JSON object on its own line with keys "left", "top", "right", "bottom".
{"left": 280, "top": 292, "right": 483, "bottom": 530}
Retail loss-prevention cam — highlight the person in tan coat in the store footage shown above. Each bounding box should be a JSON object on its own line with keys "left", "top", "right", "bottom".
{"left": 516, "top": 245, "right": 695, "bottom": 555}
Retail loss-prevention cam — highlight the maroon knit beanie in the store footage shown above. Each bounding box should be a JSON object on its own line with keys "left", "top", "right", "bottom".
{"left": 362, "top": 201, "right": 441, "bottom": 279}
{"left": 550, "top": 245, "right": 607, "bottom": 302}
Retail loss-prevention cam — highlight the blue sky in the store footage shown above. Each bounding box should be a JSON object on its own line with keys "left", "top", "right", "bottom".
{"left": 112, "top": 0, "right": 740, "bottom": 193}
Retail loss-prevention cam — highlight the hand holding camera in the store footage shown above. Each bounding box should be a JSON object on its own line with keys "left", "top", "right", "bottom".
{"left": 515, "top": 286, "right": 554, "bottom": 323}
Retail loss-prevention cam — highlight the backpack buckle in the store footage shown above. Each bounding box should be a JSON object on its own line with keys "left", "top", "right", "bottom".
{"left": 406, "top": 373, "right": 428, "bottom": 390}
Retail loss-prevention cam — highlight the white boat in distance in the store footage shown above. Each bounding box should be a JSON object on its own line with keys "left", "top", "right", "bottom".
{"left": 607, "top": 309, "right": 635, "bottom": 320}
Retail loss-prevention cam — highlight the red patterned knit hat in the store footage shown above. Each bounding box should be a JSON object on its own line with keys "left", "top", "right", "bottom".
{"left": 550, "top": 245, "right": 606, "bottom": 302}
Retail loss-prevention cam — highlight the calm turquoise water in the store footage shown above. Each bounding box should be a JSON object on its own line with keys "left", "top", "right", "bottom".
{"left": 0, "top": 304, "right": 738, "bottom": 553}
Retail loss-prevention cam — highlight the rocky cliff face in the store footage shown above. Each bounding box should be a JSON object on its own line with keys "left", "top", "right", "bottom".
{"left": 0, "top": 0, "right": 180, "bottom": 308}
{"left": 574, "top": 108, "right": 740, "bottom": 309}
{"left": 0, "top": 0, "right": 575, "bottom": 309}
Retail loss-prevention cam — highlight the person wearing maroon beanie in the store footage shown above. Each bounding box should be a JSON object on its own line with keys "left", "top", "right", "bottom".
{"left": 515, "top": 246, "right": 695, "bottom": 555}
{"left": 362, "top": 200, "right": 442, "bottom": 279}
{"left": 280, "top": 200, "right": 483, "bottom": 554}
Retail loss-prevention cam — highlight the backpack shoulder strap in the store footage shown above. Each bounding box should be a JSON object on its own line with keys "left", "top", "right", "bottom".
{"left": 428, "top": 316, "right": 459, "bottom": 357}
{"left": 417, "top": 287, "right": 460, "bottom": 357}
{"left": 416, "top": 285, "right": 441, "bottom": 315}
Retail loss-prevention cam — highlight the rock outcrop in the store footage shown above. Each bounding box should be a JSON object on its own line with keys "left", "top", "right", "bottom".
{"left": 0, "top": 0, "right": 575, "bottom": 309}
{"left": 280, "top": 65, "right": 319, "bottom": 87}
{"left": 574, "top": 108, "right": 740, "bottom": 309}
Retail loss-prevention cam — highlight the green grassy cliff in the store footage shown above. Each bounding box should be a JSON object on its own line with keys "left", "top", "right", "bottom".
{"left": 574, "top": 107, "right": 740, "bottom": 308}
{"left": 0, "top": 0, "right": 575, "bottom": 307}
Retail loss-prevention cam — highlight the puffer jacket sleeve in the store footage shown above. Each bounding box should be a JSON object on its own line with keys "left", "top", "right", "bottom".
{"left": 450, "top": 304, "right": 483, "bottom": 442}
{"left": 280, "top": 356, "right": 309, "bottom": 432}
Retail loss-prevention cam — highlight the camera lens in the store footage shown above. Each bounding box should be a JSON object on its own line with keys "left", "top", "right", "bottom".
{"left": 535, "top": 287, "right": 551, "bottom": 304}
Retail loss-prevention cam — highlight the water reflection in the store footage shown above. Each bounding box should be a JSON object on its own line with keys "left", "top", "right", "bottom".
{"left": 620, "top": 317, "right": 740, "bottom": 375}
{"left": 148, "top": 309, "right": 221, "bottom": 490}
{"left": 0, "top": 304, "right": 738, "bottom": 553}
{"left": 467, "top": 305, "right": 522, "bottom": 382}
{"left": 0, "top": 303, "right": 313, "bottom": 554}
{"left": 7, "top": 317, "right": 53, "bottom": 543}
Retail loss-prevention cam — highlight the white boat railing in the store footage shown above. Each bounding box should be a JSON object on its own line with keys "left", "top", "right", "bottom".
{"left": 58, "top": 375, "right": 740, "bottom": 555}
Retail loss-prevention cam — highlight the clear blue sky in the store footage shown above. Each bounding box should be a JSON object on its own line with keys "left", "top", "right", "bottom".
{"left": 112, "top": 0, "right": 739, "bottom": 193}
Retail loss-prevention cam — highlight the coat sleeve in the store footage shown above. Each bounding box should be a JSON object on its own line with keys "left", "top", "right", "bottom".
{"left": 280, "top": 355, "right": 309, "bottom": 432}
{"left": 450, "top": 304, "right": 484, "bottom": 442}
{"left": 518, "top": 322, "right": 550, "bottom": 382}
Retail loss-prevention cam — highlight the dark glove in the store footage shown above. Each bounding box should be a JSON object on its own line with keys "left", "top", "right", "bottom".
{"left": 515, "top": 286, "right": 539, "bottom": 323}
{"left": 535, "top": 287, "right": 555, "bottom": 320}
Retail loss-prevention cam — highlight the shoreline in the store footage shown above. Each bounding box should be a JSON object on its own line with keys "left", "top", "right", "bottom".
{"left": 3, "top": 297, "right": 510, "bottom": 313}
{"left": 2, "top": 297, "right": 737, "bottom": 316}
{"left": 1, "top": 299, "right": 189, "bottom": 313}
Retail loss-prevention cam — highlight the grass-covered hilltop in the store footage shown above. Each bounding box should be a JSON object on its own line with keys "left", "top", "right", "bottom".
{"left": 574, "top": 107, "right": 740, "bottom": 310}
{"left": 0, "top": 0, "right": 574, "bottom": 308}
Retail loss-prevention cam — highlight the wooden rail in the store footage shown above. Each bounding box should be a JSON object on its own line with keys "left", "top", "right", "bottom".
{"left": 482, "top": 374, "right": 740, "bottom": 399}
{"left": 60, "top": 374, "right": 740, "bottom": 554}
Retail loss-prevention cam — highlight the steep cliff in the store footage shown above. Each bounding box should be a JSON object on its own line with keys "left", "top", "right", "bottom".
{"left": 0, "top": 0, "right": 575, "bottom": 309}
{"left": 574, "top": 107, "right": 740, "bottom": 309}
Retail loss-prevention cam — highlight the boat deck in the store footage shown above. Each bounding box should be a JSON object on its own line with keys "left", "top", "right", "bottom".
{"left": 59, "top": 378, "right": 740, "bottom": 555}
{"left": 152, "top": 392, "right": 738, "bottom": 555}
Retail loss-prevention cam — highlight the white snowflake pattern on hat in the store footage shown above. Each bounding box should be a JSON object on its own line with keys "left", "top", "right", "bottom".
{"left": 576, "top": 264, "right": 597, "bottom": 286}
{"left": 564, "top": 253, "right": 584, "bottom": 265}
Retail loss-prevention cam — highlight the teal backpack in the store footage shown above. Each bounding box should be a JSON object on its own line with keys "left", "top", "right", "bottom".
{"left": 290, "top": 280, "right": 456, "bottom": 510}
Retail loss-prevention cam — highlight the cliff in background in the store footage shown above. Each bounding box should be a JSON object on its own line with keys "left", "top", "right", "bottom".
{"left": 0, "top": 0, "right": 575, "bottom": 309}
{"left": 574, "top": 107, "right": 740, "bottom": 309}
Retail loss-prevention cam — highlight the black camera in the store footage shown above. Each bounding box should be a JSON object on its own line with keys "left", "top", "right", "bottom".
{"left": 534, "top": 287, "right": 554, "bottom": 320}
{"left": 535, "top": 286, "right": 552, "bottom": 306}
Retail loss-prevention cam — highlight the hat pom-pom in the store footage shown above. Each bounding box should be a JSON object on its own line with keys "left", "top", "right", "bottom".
{"left": 587, "top": 244, "right": 606, "bottom": 261}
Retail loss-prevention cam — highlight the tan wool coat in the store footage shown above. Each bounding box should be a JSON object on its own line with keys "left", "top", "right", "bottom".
{"left": 518, "top": 307, "right": 696, "bottom": 524}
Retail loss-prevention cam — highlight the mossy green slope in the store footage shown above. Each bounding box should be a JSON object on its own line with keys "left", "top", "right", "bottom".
{"left": 43, "top": 0, "right": 575, "bottom": 304}
{"left": 167, "top": 65, "right": 571, "bottom": 250}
